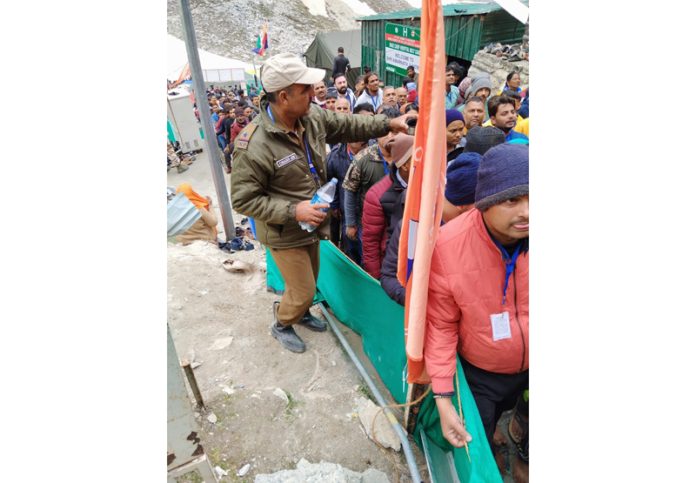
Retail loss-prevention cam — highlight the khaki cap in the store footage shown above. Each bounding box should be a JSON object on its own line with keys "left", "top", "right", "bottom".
{"left": 260, "top": 53, "right": 326, "bottom": 93}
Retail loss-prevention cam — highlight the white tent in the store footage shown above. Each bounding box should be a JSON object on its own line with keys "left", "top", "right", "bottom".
{"left": 167, "top": 34, "right": 253, "bottom": 83}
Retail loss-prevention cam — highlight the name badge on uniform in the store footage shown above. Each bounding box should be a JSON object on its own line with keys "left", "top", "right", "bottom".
{"left": 490, "top": 312, "right": 512, "bottom": 341}
{"left": 275, "top": 153, "right": 298, "bottom": 168}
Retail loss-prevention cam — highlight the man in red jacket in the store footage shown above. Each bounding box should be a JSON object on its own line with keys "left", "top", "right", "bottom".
{"left": 424, "top": 144, "right": 528, "bottom": 471}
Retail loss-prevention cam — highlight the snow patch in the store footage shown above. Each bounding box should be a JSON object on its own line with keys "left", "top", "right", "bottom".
{"left": 337, "top": 0, "right": 375, "bottom": 16}
{"left": 301, "top": 0, "right": 328, "bottom": 16}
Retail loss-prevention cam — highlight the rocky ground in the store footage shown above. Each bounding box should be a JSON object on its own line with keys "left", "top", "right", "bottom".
{"left": 167, "top": 151, "right": 429, "bottom": 482}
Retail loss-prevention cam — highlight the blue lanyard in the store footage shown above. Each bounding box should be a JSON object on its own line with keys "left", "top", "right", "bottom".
{"left": 369, "top": 94, "right": 380, "bottom": 110}
{"left": 267, "top": 105, "right": 321, "bottom": 187}
{"left": 493, "top": 240, "right": 522, "bottom": 305}
{"left": 377, "top": 147, "right": 388, "bottom": 175}
{"left": 303, "top": 138, "right": 321, "bottom": 187}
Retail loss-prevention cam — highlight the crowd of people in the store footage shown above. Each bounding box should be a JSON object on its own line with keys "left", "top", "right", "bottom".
{"left": 172, "top": 48, "right": 529, "bottom": 482}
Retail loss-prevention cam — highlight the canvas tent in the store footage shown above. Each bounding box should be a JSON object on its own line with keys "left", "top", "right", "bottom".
{"left": 167, "top": 34, "right": 252, "bottom": 84}
{"left": 304, "top": 30, "right": 362, "bottom": 88}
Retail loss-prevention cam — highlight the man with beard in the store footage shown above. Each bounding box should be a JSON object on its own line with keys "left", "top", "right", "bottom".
{"left": 487, "top": 95, "right": 529, "bottom": 143}
{"left": 229, "top": 53, "right": 415, "bottom": 354}
{"left": 342, "top": 107, "right": 401, "bottom": 248}
{"left": 356, "top": 73, "right": 383, "bottom": 112}
{"left": 333, "top": 73, "right": 356, "bottom": 111}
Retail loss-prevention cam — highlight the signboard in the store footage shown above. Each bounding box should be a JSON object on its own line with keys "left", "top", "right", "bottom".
{"left": 385, "top": 23, "right": 421, "bottom": 78}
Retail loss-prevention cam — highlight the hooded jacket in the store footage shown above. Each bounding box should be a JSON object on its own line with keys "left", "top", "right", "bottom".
{"left": 425, "top": 209, "right": 529, "bottom": 394}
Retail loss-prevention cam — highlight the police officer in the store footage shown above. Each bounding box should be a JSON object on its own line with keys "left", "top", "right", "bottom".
{"left": 230, "top": 53, "right": 415, "bottom": 353}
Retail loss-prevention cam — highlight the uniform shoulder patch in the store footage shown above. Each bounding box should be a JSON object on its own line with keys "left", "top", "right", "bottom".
{"left": 234, "top": 124, "right": 257, "bottom": 150}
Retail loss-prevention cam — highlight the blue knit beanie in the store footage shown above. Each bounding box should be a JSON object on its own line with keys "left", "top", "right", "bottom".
{"left": 445, "top": 109, "right": 464, "bottom": 127}
{"left": 474, "top": 144, "right": 529, "bottom": 212}
{"left": 445, "top": 152, "right": 481, "bottom": 205}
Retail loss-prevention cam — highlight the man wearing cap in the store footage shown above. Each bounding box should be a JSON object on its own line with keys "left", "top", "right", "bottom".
{"left": 460, "top": 125, "right": 506, "bottom": 158}
{"left": 423, "top": 144, "right": 528, "bottom": 477}
{"left": 230, "top": 53, "right": 415, "bottom": 354}
{"left": 361, "top": 133, "right": 413, "bottom": 279}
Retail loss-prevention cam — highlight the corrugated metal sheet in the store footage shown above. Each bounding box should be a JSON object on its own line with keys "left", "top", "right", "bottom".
{"left": 360, "top": 2, "right": 527, "bottom": 85}
{"left": 478, "top": 9, "right": 526, "bottom": 47}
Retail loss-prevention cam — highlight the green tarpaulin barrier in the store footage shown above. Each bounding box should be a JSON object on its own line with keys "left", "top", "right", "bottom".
{"left": 266, "top": 240, "right": 501, "bottom": 482}
{"left": 167, "top": 119, "right": 177, "bottom": 143}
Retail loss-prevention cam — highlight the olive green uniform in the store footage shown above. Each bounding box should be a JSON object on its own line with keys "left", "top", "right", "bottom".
{"left": 230, "top": 97, "right": 392, "bottom": 325}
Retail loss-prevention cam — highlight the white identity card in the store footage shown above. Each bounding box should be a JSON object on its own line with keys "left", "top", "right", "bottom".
{"left": 490, "top": 312, "right": 512, "bottom": 341}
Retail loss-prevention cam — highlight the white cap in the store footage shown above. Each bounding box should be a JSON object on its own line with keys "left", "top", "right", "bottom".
{"left": 260, "top": 53, "right": 326, "bottom": 93}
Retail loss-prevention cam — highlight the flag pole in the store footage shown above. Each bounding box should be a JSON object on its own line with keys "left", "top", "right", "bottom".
{"left": 177, "top": 0, "right": 236, "bottom": 241}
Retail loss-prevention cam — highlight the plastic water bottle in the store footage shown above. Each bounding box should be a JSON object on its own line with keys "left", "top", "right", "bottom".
{"left": 299, "top": 178, "right": 338, "bottom": 232}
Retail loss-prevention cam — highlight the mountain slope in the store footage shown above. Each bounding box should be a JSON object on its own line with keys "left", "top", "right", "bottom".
{"left": 167, "top": 0, "right": 411, "bottom": 64}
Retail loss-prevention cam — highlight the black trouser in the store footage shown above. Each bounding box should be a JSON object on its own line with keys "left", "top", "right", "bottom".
{"left": 460, "top": 357, "right": 528, "bottom": 449}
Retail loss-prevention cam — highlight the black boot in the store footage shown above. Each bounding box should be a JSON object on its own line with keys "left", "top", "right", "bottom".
{"left": 271, "top": 301, "right": 306, "bottom": 353}
{"left": 298, "top": 309, "right": 327, "bottom": 332}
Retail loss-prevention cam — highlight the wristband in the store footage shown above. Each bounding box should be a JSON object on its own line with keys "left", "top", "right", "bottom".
{"left": 433, "top": 391, "right": 456, "bottom": 399}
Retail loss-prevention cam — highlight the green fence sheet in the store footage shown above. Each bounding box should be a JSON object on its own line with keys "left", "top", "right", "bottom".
{"left": 265, "top": 240, "right": 501, "bottom": 482}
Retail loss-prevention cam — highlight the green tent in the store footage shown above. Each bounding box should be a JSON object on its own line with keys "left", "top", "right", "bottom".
{"left": 304, "top": 30, "right": 362, "bottom": 89}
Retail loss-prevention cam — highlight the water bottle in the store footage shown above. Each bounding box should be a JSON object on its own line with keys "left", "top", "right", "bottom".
{"left": 299, "top": 178, "right": 338, "bottom": 232}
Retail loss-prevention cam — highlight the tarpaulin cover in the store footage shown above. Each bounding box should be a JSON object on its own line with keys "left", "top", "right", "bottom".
{"left": 265, "top": 240, "right": 501, "bottom": 481}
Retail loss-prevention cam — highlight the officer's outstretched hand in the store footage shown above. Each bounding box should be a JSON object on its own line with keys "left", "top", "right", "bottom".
{"left": 295, "top": 200, "right": 329, "bottom": 226}
{"left": 388, "top": 111, "right": 418, "bottom": 134}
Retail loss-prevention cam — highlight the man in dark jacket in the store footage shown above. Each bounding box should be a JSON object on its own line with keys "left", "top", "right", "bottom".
{"left": 230, "top": 53, "right": 415, "bottom": 354}
{"left": 332, "top": 47, "right": 351, "bottom": 78}
{"left": 327, "top": 103, "right": 375, "bottom": 262}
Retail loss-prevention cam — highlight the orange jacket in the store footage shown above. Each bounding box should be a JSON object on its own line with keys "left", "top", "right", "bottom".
{"left": 424, "top": 209, "right": 529, "bottom": 393}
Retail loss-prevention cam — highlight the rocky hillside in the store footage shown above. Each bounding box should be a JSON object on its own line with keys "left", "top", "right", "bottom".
{"left": 167, "top": 0, "right": 412, "bottom": 64}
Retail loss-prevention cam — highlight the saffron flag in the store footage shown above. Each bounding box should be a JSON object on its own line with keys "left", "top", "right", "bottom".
{"left": 172, "top": 63, "right": 191, "bottom": 88}
{"left": 396, "top": 0, "right": 447, "bottom": 384}
{"left": 252, "top": 22, "right": 269, "bottom": 56}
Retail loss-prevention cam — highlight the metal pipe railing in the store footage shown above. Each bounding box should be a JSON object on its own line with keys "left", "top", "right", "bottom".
{"left": 318, "top": 302, "right": 423, "bottom": 483}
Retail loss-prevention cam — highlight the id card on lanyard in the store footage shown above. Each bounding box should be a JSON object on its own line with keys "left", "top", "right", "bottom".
{"left": 267, "top": 105, "right": 321, "bottom": 187}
